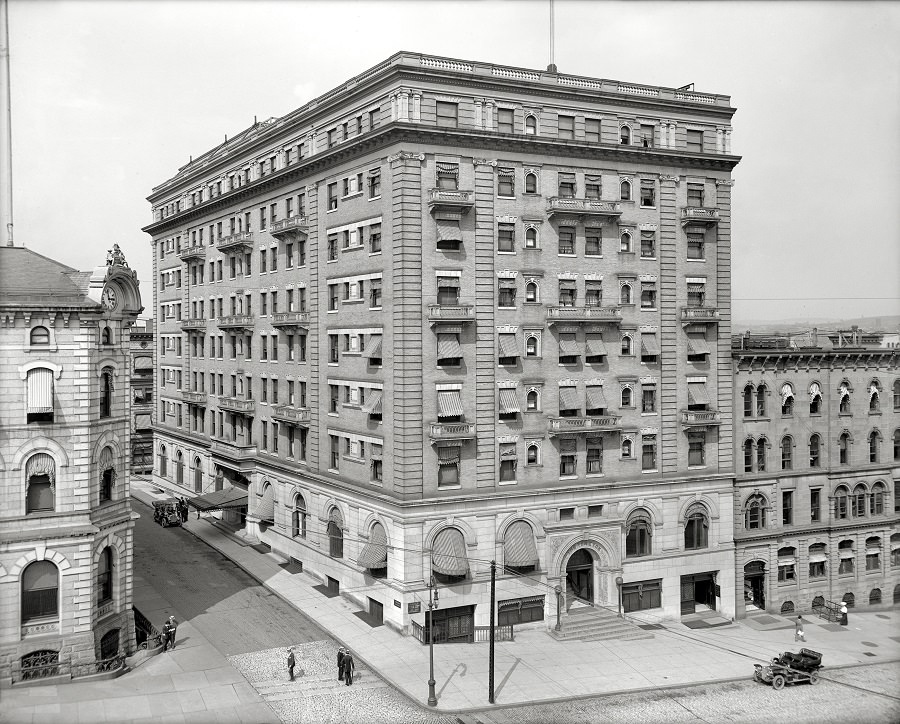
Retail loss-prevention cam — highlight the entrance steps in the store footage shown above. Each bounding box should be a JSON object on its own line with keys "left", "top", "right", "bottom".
{"left": 550, "top": 603, "right": 654, "bottom": 642}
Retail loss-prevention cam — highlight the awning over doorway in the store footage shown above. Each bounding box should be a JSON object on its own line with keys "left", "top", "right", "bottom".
{"left": 189, "top": 486, "right": 248, "bottom": 512}
{"left": 432, "top": 527, "right": 468, "bottom": 576}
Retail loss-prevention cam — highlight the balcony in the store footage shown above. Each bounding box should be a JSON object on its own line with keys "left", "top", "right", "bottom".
{"left": 681, "top": 207, "right": 720, "bottom": 228}
{"left": 270, "top": 311, "right": 310, "bottom": 329}
{"left": 210, "top": 437, "right": 257, "bottom": 467}
{"left": 180, "top": 317, "right": 207, "bottom": 330}
{"left": 547, "top": 197, "right": 622, "bottom": 221}
{"left": 429, "top": 421, "right": 476, "bottom": 442}
{"left": 270, "top": 215, "right": 309, "bottom": 239}
{"left": 178, "top": 245, "right": 206, "bottom": 262}
{"left": 680, "top": 306, "right": 720, "bottom": 326}
{"left": 680, "top": 409, "right": 722, "bottom": 427}
{"left": 428, "top": 303, "right": 475, "bottom": 324}
{"left": 217, "top": 315, "right": 254, "bottom": 330}
{"left": 181, "top": 391, "right": 208, "bottom": 405}
{"left": 217, "top": 231, "right": 253, "bottom": 253}
{"left": 547, "top": 415, "right": 622, "bottom": 437}
{"left": 271, "top": 404, "right": 311, "bottom": 426}
{"left": 428, "top": 188, "right": 475, "bottom": 215}
{"left": 218, "top": 396, "right": 256, "bottom": 414}
{"left": 547, "top": 306, "right": 623, "bottom": 325}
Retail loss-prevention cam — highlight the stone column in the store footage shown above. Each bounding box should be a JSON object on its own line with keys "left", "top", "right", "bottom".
{"left": 473, "top": 98, "right": 483, "bottom": 129}
{"left": 412, "top": 92, "right": 421, "bottom": 123}
{"left": 398, "top": 90, "right": 409, "bottom": 122}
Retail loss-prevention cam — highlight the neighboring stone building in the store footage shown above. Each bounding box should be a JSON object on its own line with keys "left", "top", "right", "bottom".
{"left": 130, "top": 319, "right": 155, "bottom": 473}
{"left": 0, "top": 245, "right": 142, "bottom": 684}
{"left": 732, "top": 330, "right": 900, "bottom": 618}
{"left": 143, "top": 51, "right": 740, "bottom": 633}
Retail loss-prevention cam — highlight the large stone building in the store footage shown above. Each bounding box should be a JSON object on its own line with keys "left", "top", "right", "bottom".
{"left": 143, "top": 51, "right": 740, "bottom": 634}
{"left": 0, "top": 245, "right": 142, "bottom": 684}
{"left": 732, "top": 330, "right": 900, "bottom": 618}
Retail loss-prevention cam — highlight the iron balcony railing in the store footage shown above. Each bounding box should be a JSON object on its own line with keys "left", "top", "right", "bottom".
{"left": 547, "top": 306, "right": 623, "bottom": 323}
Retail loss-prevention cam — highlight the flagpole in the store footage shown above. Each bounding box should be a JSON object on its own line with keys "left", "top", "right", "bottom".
{"left": 0, "top": 0, "right": 14, "bottom": 246}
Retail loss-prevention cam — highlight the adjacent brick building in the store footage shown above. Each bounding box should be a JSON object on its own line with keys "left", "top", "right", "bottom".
{"left": 130, "top": 319, "right": 154, "bottom": 473}
{"left": 143, "top": 51, "right": 740, "bottom": 632}
{"left": 0, "top": 246, "right": 143, "bottom": 684}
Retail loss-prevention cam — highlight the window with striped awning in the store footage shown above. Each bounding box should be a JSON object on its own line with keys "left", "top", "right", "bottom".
{"left": 436, "top": 219, "right": 462, "bottom": 242}
{"left": 25, "top": 453, "right": 56, "bottom": 483}
{"left": 585, "top": 335, "right": 607, "bottom": 358}
{"left": 358, "top": 522, "right": 388, "bottom": 569}
{"left": 361, "top": 388, "right": 383, "bottom": 414}
{"left": 438, "top": 333, "right": 463, "bottom": 359}
{"left": 641, "top": 333, "right": 660, "bottom": 356}
{"left": 431, "top": 527, "right": 469, "bottom": 576}
{"left": 27, "top": 368, "right": 54, "bottom": 413}
{"left": 437, "top": 390, "right": 464, "bottom": 418}
{"left": 499, "top": 388, "right": 520, "bottom": 414}
{"left": 558, "top": 386, "right": 579, "bottom": 412}
{"left": 504, "top": 520, "right": 539, "bottom": 568}
{"left": 363, "top": 335, "right": 383, "bottom": 359}
{"left": 558, "top": 334, "right": 580, "bottom": 356}
{"left": 687, "top": 382, "right": 711, "bottom": 406}
{"left": 255, "top": 485, "right": 275, "bottom": 523}
{"left": 436, "top": 162, "right": 459, "bottom": 176}
{"left": 586, "top": 385, "right": 608, "bottom": 411}
{"left": 437, "top": 446, "right": 460, "bottom": 465}
{"left": 686, "top": 334, "right": 710, "bottom": 355}
{"left": 498, "top": 334, "right": 518, "bottom": 358}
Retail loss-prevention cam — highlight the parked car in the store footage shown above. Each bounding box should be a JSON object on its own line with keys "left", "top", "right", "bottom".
{"left": 152, "top": 498, "right": 182, "bottom": 528}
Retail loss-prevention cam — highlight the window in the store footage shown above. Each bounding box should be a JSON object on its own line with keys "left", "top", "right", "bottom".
{"left": 30, "top": 326, "right": 50, "bottom": 345}
{"left": 687, "top": 233, "right": 705, "bottom": 260}
{"left": 25, "top": 453, "right": 55, "bottom": 514}
{"left": 687, "top": 183, "right": 704, "bottom": 207}
{"left": 22, "top": 561, "right": 59, "bottom": 622}
{"left": 781, "top": 436, "right": 792, "bottom": 470}
{"left": 620, "top": 231, "right": 632, "bottom": 253}
{"left": 327, "top": 183, "right": 338, "bottom": 211}
{"left": 98, "top": 547, "right": 113, "bottom": 605}
{"left": 743, "top": 385, "right": 754, "bottom": 418}
{"left": 559, "top": 438, "right": 576, "bottom": 477}
{"left": 558, "top": 172, "right": 576, "bottom": 198}
{"left": 525, "top": 282, "right": 539, "bottom": 304}
{"left": 870, "top": 482, "right": 885, "bottom": 515}
{"left": 435, "top": 101, "right": 458, "bottom": 128}
{"left": 641, "top": 434, "right": 657, "bottom": 471}
{"left": 586, "top": 438, "right": 603, "bottom": 474}
{"left": 620, "top": 334, "right": 633, "bottom": 356}
{"left": 625, "top": 509, "right": 652, "bottom": 557}
{"left": 620, "top": 125, "right": 631, "bottom": 145}
{"left": 744, "top": 493, "right": 767, "bottom": 529}
{"left": 781, "top": 384, "right": 795, "bottom": 416}
{"left": 743, "top": 439, "right": 754, "bottom": 473}
{"left": 621, "top": 437, "right": 634, "bottom": 459}
{"left": 498, "top": 281, "right": 516, "bottom": 308}
{"left": 688, "top": 431, "right": 705, "bottom": 467}
{"left": 810, "top": 488, "right": 821, "bottom": 522}
{"left": 839, "top": 383, "right": 851, "bottom": 414}
{"left": 585, "top": 174, "right": 601, "bottom": 200}
{"left": 558, "top": 229, "right": 575, "bottom": 255}
{"left": 557, "top": 114, "right": 574, "bottom": 139}
{"left": 620, "top": 179, "right": 631, "bottom": 201}
{"left": 869, "top": 430, "right": 880, "bottom": 463}
{"left": 329, "top": 335, "right": 339, "bottom": 364}
{"left": 640, "top": 283, "right": 656, "bottom": 309}
{"left": 497, "top": 108, "right": 514, "bottom": 134}
{"left": 639, "top": 123, "right": 654, "bottom": 147}
{"left": 437, "top": 333, "right": 462, "bottom": 367}
{"left": 437, "top": 446, "right": 460, "bottom": 487}
{"left": 585, "top": 118, "right": 600, "bottom": 142}
{"left": 99, "top": 368, "right": 114, "bottom": 418}
{"left": 838, "top": 540, "right": 854, "bottom": 574}
{"left": 525, "top": 334, "right": 539, "bottom": 357}
{"left": 524, "top": 173, "right": 537, "bottom": 194}
{"left": 782, "top": 490, "right": 794, "bottom": 525}
{"left": 499, "top": 443, "right": 517, "bottom": 482}
{"left": 866, "top": 537, "right": 881, "bottom": 571}
{"left": 852, "top": 483, "right": 867, "bottom": 518}
{"left": 497, "top": 168, "right": 515, "bottom": 197}
{"left": 809, "top": 544, "right": 826, "bottom": 578}
{"left": 622, "top": 580, "right": 661, "bottom": 612}
{"left": 778, "top": 547, "right": 796, "bottom": 582}
{"left": 26, "top": 367, "right": 54, "bottom": 423}
{"left": 585, "top": 229, "right": 601, "bottom": 256}
{"left": 525, "top": 114, "right": 537, "bottom": 135}
{"left": 292, "top": 495, "right": 307, "bottom": 538}
{"left": 100, "top": 466, "right": 114, "bottom": 504}
{"left": 809, "top": 434, "right": 821, "bottom": 468}
{"left": 640, "top": 180, "right": 655, "bottom": 207}
{"left": 437, "top": 276, "right": 459, "bottom": 305}
{"left": 526, "top": 443, "right": 540, "bottom": 465}
{"left": 839, "top": 432, "right": 850, "bottom": 464}
{"left": 642, "top": 386, "right": 656, "bottom": 413}
{"left": 895, "top": 429, "right": 900, "bottom": 461}
{"left": 686, "top": 129, "right": 703, "bottom": 151}
{"left": 810, "top": 383, "right": 823, "bottom": 414}
{"left": 498, "top": 223, "right": 515, "bottom": 252}
{"left": 684, "top": 505, "right": 708, "bottom": 549}
{"left": 640, "top": 231, "right": 655, "bottom": 258}
{"left": 558, "top": 333, "right": 578, "bottom": 365}
{"left": 620, "top": 283, "right": 632, "bottom": 305}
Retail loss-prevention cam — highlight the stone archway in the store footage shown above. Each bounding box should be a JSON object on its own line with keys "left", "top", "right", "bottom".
{"left": 556, "top": 536, "right": 618, "bottom": 611}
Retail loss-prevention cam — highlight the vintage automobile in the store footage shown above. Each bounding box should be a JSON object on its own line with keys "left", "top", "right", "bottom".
{"left": 754, "top": 648, "right": 823, "bottom": 689}
{"left": 152, "top": 498, "right": 182, "bottom": 528}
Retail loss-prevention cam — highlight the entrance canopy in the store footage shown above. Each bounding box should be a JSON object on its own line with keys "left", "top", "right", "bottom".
{"left": 189, "top": 486, "right": 248, "bottom": 512}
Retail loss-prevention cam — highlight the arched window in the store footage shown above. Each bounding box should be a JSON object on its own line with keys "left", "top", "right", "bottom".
{"left": 30, "top": 326, "right": 50, "bottom": 345}
{"left": 292, "top": 494, "right": 307, "bottom": 538}
{"left": 173, "top": 450, "right": 182, "bottom": 485}
{"left": 870, "top": 588, "right": 882, "bottom": 605}
{"left": 620, "top": 125, "right": 631, "bottom": 145}
{"left": 432, "top": 526, "right": 469, "bottom": 583}
{"left": 842, "top": 592, "right": 855, "bottom": 608}
{"left": 193, "top": 457, "right": 202, "bottom": 492}
{"left": 869, "top": 430, "right": 880, "bottom": 463}
{"left": 525, "top": 335, "right": 538, "bottom": 357}
{"left": 778, "top": 546, "right": 797, "bottom": 581}
{"left": 839, "top": 382, "right": 851, "bottom": 414}
{"left": 834, "top": 485, "right": 849, "bottom": 519}
{"left": 525, "top": 281, "right": 538, "bottom": 302}
{"left": 621, "top": 438, "right": 633, "bottom": 458}
{"left": 780, "top": 435, "right": 793, "bottom": 470}
{"left": 893, "top": 379, "right": 900, "bottom": 410}
{"left": 102, "top": 327, "right": 112, "bottom": 345}
{"left": 620, "top": 231, "right": 632, "bottom": 253}
{"left": 98, "top": 547, "right": 113, "bottom": 606}
{"left": 621, "top": 387, "right": 632, "bottom": 407}
{"left": 526, "top": 389, "right": 539, "bottom": 411}
{"left": 526, "top": 443, "right": 539, "bottom": 465}
{"left": 524, "top": 172, "right": 537, "bottom": 193}
{"left": 100, "top": 368, "right": 113, "bottom": 418}
{"left": 743, "top": 439, "right": 754, "bottom": 473}
{"left": 839, "top": 432, "right": 850, "bottom": 464}
{"left": 22, "top": 560, "right": 59, "bottom": 622}
{"left": 620, "top": 180, "right": 631, "bottom": 201}
{"left": 870, "top": 481, "right": 885, "bottom": 515}
{"left": 869, "top": 388, "right": 880, "bottom": 412}
{"left": 625, "top": 509, "right": 652, "bottom": 557}
{"left": 327, "top": 508, "right": 344, "bottom": 558}
{"left": 780, "top": 601, "right": 795, "bottom": 614}
{"left": 756, "top": 437, "right": 768, "bottom": 472}
{"left": 524, "top": 115, "right": 537, "bottom": 135}
{"left": 684, "top": 504, "right": 709, "bottom": 550}
{"left": 781, "top": 383, "right": 794, "bottom": 415}
{"left": 744, "top": 493, "right": 767, "bottom": 529}
{"left": 619, "top": 283, "right": 632, "bottom": 305}
{"left": 26, "top": 366, "right": 55, "bottom": 423}
{"left": 809, "top": 434, "right": 821, "bottom": 468}
{"left": 809, "top": 382, "right": 823, "bottom": 414}
{"left": 743, "top": 385, "right": 754, "bottom": 418}
{"left": 756, "top": 384, "right": 767, "bottom": 417}
{"left": 25, "top": 453, "right": 56, "bottom": 514}
{"left": 621, "top": 334, "right": 633, "bottom": 356}
{"left": 159, "top": 445, "right": 168, "bottom": 478}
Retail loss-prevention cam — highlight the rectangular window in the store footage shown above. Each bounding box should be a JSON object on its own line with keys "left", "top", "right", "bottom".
{"left": 640, "top": 180, "right": 656, "bottom": 207}
{"left": 558, "top": 172, "right": 576, "bottom": 198}
{"left": 497, "top": 223, "right": 515, "bottom": 252}
{"left": 558, "top": 229, "right": 575, "bottom": 255}
{"left": 499, "top": 443, "right": 517, "bottom": 482}
{"left": 436, "top": 162, "right": 459, "bottom": 190}
{"left": 641, "top": 434, "right": 657, "bottom": 471}
{"left": 640, "top": 231, "right": 656, "bottom": 258}
{"left": 778, "top": 563, "right": 796, "bottom": 582}
{"left": 327, "top": 182, "right": 338, "bottom": 210}
{"left": 369, "top": 171, "right": 381, "bottom": 199}
{"left": 585, "top": 230, "right": 602, "bottom": 256}
{"left": 639, "top": 124, "right": 654, "bottom": 147}
{"left": 498, "top": 281, "right": 516, "bottom": 308}
{"left": 497, "top": 168, "right": 515, "bottom": 197}
{"left": 810, "top": 489, "right": 820, "bottom": 522}
{"left": 688, "top": 431, "right": 705, "bottom": 466}
{"left": 686, "top": 129, "right": 704, "bottom": 152}
{"left": 809, "top": 561, "right": 826, "bottom": 578}
{"left": 687, "top": 184, "right": 705, "bottom": 207}
{"left": 435, "top": 101, "right": 458, "bottom": 128}
{"left": 640, "top": 283, "right": 657, "bottom": 309}
{"left": 586, "top": 439, "right": 603, "bottom": 474}
{"left": 585, "top": 175, "right": 601, "bottom": 200}
{"left": 585, "top": 118, "right": 600, "bottom": 142}
{"left": 557, "top": 114, "right": 574, "bottom": 140}
{"left": 687, "top": 283, "right": 706, "bottom": 308}
{"left": 497, "top": 108, "right": 514, "bottom": 134}
{"left": 782, "top": 490, "right": 793, "bottom": 525}
{"left": 687, "top": 233, "right": 705, "bottom": 260}
{"left": 437, "top": 446, "right": 460, "bottom": 487}
{"left": 642, "top": 387, "right": 656, "bottom": 413}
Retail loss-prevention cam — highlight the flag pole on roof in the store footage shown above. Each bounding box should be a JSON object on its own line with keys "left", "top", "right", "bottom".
{"left": 547, "top": 0, "right": 557, "bottom": 73}
{"left": 1, "top": 0, "right": 15, "bottom": 247}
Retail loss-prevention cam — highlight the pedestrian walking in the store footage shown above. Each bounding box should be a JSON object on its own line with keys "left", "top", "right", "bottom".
{"left": 794, "top": 615, "right": 806, "bottom": 642}
{"left": 840, "top": 602, "right": 848, "bottom": 626}
{"left": 337, "top": 646, "right": 345, "bottom": 682}
{"left": 164, "top": 615, "right": 178, "bottom": 650}
{"left": 342, "top": 650, "right": 355, "bottom": 686}
{"left": 179, "top": 497, "right": 189, "bottom": 523}
{"left": 287, "top": 648, "right": 296, "bottom": 681}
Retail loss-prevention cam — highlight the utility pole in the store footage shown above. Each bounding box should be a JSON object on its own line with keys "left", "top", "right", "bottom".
{"left": 488, "top": 559, "right": 496, "bottom": 704}
{"left": 0, "top": 0, "right": 14, "bottom": 246}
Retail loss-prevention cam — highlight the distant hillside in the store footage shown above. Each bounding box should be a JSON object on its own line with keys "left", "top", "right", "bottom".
{"left": 734, "top": 314, "right": 900, "bottom": 333}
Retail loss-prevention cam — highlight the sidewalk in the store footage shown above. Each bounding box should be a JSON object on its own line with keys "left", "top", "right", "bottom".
{"left": 131, "top": 477, "right": 900, "bottom": 713}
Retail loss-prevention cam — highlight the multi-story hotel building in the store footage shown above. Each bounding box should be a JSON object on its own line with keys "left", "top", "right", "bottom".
{"left": 143, "top": 52, "right": 740, "bottom": 634}
{"left": 733, "top": 330, "right": 900, "bottom": 618}
{"left": 130, "top": 319, "right": 155, "bottom": 473}
{"left": 0, "top": 245, "right": 142, "bottom": 684}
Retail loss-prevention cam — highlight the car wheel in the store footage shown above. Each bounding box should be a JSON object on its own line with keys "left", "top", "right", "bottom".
{"left": 809, "top": 672, "right": 819, "bottom": 685}
{"left": 772, "top": 675, "right": 785, "bottom": 690}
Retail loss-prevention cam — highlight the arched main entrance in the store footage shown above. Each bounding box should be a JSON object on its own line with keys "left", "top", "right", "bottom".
{"left": 559, "top": 540, "right": 618, "bottom": 610}
{"left": 566, "top": 549, "right": 594, "bottom": 604}
{"left": 744, "top": 560, "right": 766, "bottom": 611}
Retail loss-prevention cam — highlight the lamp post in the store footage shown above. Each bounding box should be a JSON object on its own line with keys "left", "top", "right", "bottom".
{"left": 554, "top": 585, "right": 562, "bottom": 631}
{"left": 426, "top": 576, "right": 439, "bottom": 707}
{"left": 616, "top": 576, "right": 624, "bottom": 618}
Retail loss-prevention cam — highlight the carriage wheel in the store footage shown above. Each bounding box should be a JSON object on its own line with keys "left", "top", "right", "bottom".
{"left": 809, "top": 672, "right": 820, "bottom": 685}
{"left": 772, "top": 675, "right": 786, "bottom": 690}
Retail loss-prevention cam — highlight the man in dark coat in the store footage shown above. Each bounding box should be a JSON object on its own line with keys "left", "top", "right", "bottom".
{"left": 337, "top": 646, "right": 345, "bottom": 681}
{"left": 287, "top": 648, "right": 296, "bottom": 681}
{"left": 342, "top": 650, "right": 355, "bottom": 686}
{"left": 180, "top": 498, "right": 189, "bottom": 523}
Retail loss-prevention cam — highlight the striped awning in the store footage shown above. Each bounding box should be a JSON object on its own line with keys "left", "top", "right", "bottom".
{"left": 27, "top": 367, "right": 54, "bottom": 413}
{"left": 135, "top": 413, "right": 153, "bottom": 430}
{"left": 839, "top": 548, "right": 854, "bottom": 558}
{"left": 499, "top": 388, "right": 520, "bottom": 414}
{"left": 558, "top": 386, "right": 579, "bottom": 412}
{"left": 641, "top": 334, "right": 660, "bottom": 356}
{"left": 809, "top": 552, "right": 827, "bottom": 563}
{"left": 364, "top": 335, "right": 383, "bottom": 359}
{"left": 686, "top": 335, "right": 710, "bottom": 355}
{"left": 437, "top": 390, "right": 464, "bottom": 418}
{"left": 255, "top": 485, "right": 275, "bottom": 523}
{"left": 436, "top": 162, "right": 458, "bottom": 175}
{"left": 437, "top": 334, "right": 463, "bottom": 359}
{"left": 504, "top": 520, "right": 539, "bottom": 567}
{"left": 189, "top": 486, "right": 248, "bottom": 512}
{"left": 585, "top": 336, "right": 607, "bottom": 356}
{"left": 361, "top": 388, "right": 383, "bottom": 414}
{"left": 498, "top": 334, "right": 518, "bottom": 357}
{"left": 586, "top": 386, "right": 608, "bottom": 410}
{"left": 558, "top": 335, "right": 580, "bottom": 356}
{"left": 437, "top": 446, "right": 460, "bottom": 464}
{"left": 437, "top": 219, "right": 462, "bottom": 242}
{"left": 25, "top": 453, "right": 56, "bottom": 483}
{"left": 134, "top": 356, "right": 153, "bottom": 370}
{"left": 358, "top": 523, "right": 388, "bottom": 569}
{"left": 687, "top": 383, "right": 710, "bottom": 406}
{"left": 432, "top": 527, "right": 468, "bottom": 576}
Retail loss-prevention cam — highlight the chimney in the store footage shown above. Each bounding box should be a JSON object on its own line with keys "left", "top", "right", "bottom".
{"left": 812, "top": 327, "right": 818, "bottom": 347}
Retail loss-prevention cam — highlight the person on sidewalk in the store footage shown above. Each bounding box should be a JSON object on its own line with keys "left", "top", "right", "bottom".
{"left": 287, "top": 648, "right": 296, "bottom": 681}
{"left": 179, "top": 498, "right": 189, "bottom": 523}
{"left": 337, "top": 647, "right": 345, "bottom": 682}
{"left": 342, "top": 650, "right": 355, "bottom": 686}
{"left": 165, "top": 615, "right": 178, "bottom": 650}
{"left": 794, "top": 615, "right": 806, "bottom": 642}
{"left": 840, "top": 602, "right": 848, "bottom": 626}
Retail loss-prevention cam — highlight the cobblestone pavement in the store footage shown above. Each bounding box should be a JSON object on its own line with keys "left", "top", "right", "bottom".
{"left": 229, "top": 642, "right": 458, "bottom": 724}
{"left": 456, "top": 662, "right": 900, "bottom": 724}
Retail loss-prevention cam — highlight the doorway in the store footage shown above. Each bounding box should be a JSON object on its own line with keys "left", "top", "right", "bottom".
{"left": 367, "top": 597, "right": 383, "bottom": 625}
{"left": 425, "top": 604, "right": 475, "bottom": 643}
{"left": 566, "top": 548, "right": 594, "bottom": 604}
{"left": 681, "top": 572, "right": 717, "bottom": 615}
{"left": 744, "top": 561, "right": 766, "bottom": 611}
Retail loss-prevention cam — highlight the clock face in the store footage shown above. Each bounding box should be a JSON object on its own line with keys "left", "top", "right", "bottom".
{"left": 102, "top": 287, "right": 119, "bottom": 310}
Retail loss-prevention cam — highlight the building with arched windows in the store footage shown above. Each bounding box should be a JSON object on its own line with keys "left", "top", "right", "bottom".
{"left": 0, "top": 246, "right": 143, "bottom": 684}
{"left": 732, "top": 330, "right": 900, "bottom": 618}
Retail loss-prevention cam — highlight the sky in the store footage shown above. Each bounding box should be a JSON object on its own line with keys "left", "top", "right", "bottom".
{"left": 5, "top": 0, "right": 900, "bottom": 326}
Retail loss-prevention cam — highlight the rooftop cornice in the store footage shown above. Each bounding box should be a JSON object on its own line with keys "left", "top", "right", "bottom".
{"left": 143, "top": 122, "right": 741, "bottom": 236}
{"left": 733, "top": 348, "right": 898, "bottom": 372}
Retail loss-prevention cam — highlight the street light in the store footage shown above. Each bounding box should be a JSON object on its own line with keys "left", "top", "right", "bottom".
{"left": 426, "top": 576, "right": 439, "bottom": 707}
{"left": 616, "top": 576, "right": 624, "bottom": 618}
{"left": 554, "top": 585, "right": 563, "bottom": 631}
